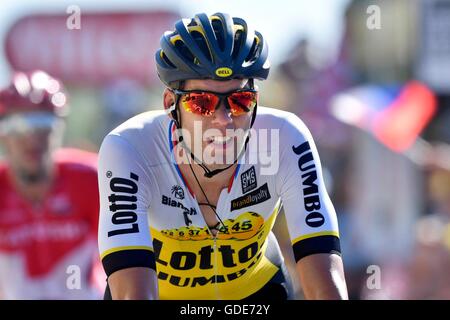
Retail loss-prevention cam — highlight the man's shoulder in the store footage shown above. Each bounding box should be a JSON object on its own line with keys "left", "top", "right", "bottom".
{"left": 255, "top": 106, "right": 309, "bottom": 134}
{"left": 100, "top": 110, "right": 171, "bottom": 166}
{"left": 105, "top": 110, "right": 169, "bottom": 146}
{"left": 0, "top": 160, "right": 8, "bottom": 180}
{"left": 110, "top": 110, "right": 168, "bottom": 135}
{"left": 54, "top": 148, "right": 98, "bottom": 175}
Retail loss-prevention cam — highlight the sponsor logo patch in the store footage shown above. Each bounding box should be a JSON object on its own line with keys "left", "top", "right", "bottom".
{"left": 215, "top": 67, "right": 233, "bottom": 77}
{"left": 162, "top": 192, "right": 197, "bottom": 226}
{"left": 292, "top": 141, "right": 325, "bottom": 228}
{"left": 171, "top": 185, "right": 185, "bottom": 200}
{"left": 107, "top": 171, "right": 140, "bottom": 237}
{"left": 231, "top": 183, "right": 271, "bottom": 212}
{"left": 241, "top": 166, "right": 257, "bottom": 194}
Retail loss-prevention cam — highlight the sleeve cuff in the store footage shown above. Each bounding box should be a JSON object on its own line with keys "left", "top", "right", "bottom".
{"left": 101, "top": 249, "right": 156, "bottom": 276}
{"left": 292, "top": 235, "right": 341, "bottom": 262}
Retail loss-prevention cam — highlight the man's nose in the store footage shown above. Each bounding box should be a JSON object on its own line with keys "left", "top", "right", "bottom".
{"left": 211, "top": 100, "right": 233, "bottom": 127}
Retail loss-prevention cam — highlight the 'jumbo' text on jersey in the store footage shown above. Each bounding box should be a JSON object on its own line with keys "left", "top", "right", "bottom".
{"left": 98, "top": 107, "right": 341, "bottom": 299}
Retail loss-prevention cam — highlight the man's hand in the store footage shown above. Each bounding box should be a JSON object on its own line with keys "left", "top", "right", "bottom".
{"left": 108, "top": 267, "right": 159, "bottom": 300}
{"left": 296, "top": 253, "right": 348, "bottom": 300}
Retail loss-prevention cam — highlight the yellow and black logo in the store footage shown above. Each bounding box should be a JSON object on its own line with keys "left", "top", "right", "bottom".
{"left": 160, "top": 212, "right": 264, "bottom": 241}
{"left": 215, "top": 67, "right": 233, "bottom": 78}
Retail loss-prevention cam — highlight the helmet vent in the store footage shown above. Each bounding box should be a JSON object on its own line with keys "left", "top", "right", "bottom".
{"left": 231, "top": 30, "right": 244, "bottom": 60}
{"left": 174, "top": 39, "right": 196, "bottom": 65}
{"left": 191, "top": 30, "right": 212, "bottom": 63}
{"left": 245, "top": 37, "right": 260, "bottom": 64}
{"left": 161, "top": 51, "right": 176, "bottom": 68}
{"left": 211, "top": 19, "right": 226, "bottom": 51}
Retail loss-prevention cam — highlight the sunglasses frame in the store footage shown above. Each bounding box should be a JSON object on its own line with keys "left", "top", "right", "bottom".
{"left": 170, "top": 88, "right": 259, "bottom": 117}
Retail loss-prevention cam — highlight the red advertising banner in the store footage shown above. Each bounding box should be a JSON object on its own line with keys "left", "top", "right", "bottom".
{"left": 4, "top": 11, "right": 179, "bottom": 85}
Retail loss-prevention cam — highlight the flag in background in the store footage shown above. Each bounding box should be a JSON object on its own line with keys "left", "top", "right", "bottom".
{"left": 330, "top": 81, "right": 437, "bottom": 152}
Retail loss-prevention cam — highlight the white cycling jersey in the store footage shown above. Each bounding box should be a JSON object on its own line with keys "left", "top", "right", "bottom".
{"left": 98, "top": 106, "right": 341, "bottom": 300}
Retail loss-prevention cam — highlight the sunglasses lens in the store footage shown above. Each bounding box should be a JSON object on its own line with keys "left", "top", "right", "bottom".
{"left": 228, "top": 91, "right": 258, "bottom": 116}
{"left": 180, "top": 92, "right": 219, "bottom": 116}
{"left": 0, "top": 112, "right": 57, "bottom": 136}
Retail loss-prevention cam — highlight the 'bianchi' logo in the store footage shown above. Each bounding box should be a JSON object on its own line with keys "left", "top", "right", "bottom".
{"left": 171, "top": 185, "right": 185, "bottom": 200}
{"left": 162, "top": 186, "right": 196, "bottom": 225}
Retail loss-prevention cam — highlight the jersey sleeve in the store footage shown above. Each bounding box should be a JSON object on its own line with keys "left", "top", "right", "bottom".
{"left": 97, "top": 134, "right": 156, "bottom": 277}
{"left": 276, "top": 113, "right": 341, "bottom": 263}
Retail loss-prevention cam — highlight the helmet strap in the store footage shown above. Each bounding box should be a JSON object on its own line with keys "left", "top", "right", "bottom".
{"left": 248, "top": 78, "right": 257, "bottom": 128}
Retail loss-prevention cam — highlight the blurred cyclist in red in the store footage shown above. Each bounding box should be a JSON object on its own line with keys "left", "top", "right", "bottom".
{"left": 0, "top": 70, "right": 103, "bottom": 299}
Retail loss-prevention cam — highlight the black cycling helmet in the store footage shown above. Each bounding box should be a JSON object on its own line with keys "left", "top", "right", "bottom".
{"left": 155, "top": 12, "right": 270, "bottom": 87}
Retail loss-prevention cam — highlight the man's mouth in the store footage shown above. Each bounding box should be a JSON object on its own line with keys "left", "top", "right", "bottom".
{"left": 207, "top": 136, "right": 233, "bottom": 146}
{"left": 25, "top": 149, "right": 46, "bottom": 160}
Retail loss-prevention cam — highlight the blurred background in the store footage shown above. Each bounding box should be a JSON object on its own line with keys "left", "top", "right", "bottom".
{"left": 1, "top": 0, "right": 450, "bottom": 299}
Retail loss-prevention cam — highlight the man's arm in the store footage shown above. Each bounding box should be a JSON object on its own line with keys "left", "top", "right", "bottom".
{"left": 98, "top": 135, "right": 156, "bottom": 300}
{"left": 296, "top": 253, "right": 348, "bottom": 300}
{"left": 276, "top": 113, "right": 348, "bottom": 299}
{"left": 108, "top": 267, "right": 159, "bottom": 300}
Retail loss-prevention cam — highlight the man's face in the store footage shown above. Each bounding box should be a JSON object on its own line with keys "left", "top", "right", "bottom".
{"left": 172, "top": 79, "right": 253, "bottom": 166}
{"left": 0, "top": 111, "right": 63, "bottom": 181}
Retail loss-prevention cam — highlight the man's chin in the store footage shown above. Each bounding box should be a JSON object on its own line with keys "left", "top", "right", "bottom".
{"left": 17, "top": 169, "right": 47, "bottom": 183}
{"left": 15, "top": 160, "right": 51, "bottom": 183}
{"left": 203, "top": 148, "right": 239, "bottom": 166}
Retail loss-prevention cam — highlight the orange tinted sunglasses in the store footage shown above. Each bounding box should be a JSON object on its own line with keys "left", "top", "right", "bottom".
{"left": 172, "top": 88, "right": 258, "bottom": 117}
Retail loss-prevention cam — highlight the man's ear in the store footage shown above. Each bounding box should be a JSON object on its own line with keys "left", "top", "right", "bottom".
{"left": 163, "top": 88, "right": 176, "bottom": 113}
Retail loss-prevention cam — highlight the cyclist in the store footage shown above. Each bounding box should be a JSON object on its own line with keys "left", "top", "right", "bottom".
{"left": 98, "top": 12, "right": 348, "bottom": 300}
{"left": 0, "top": 70, "right": 103, "bottom": 299}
